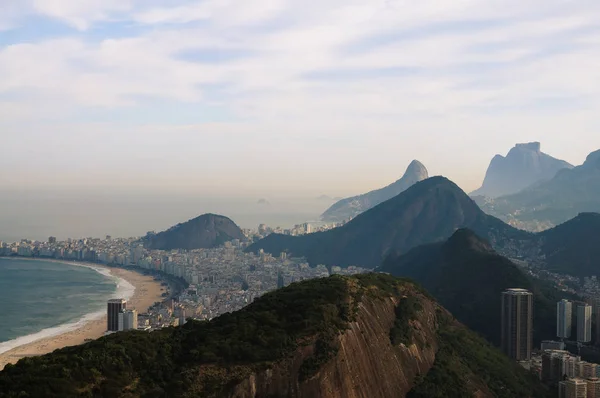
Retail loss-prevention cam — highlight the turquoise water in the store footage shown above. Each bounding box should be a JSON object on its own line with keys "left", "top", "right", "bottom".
{"left": 0, "top": 258, "right": 116, "bottom": 347}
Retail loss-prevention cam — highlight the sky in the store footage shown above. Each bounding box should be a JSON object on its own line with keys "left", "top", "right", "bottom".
{"left": 1, "top": 0, "right": 600, "bottom": 197}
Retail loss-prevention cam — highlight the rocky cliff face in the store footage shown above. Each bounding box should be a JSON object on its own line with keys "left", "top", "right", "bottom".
{"left": 229, "top": 292, "right": 439, "bottom": 398}
{"left": 471, "top": 142, "right": 572, "bottom": 198}
{"left": 321, "top": 160, "right": 429, "bottom": 222}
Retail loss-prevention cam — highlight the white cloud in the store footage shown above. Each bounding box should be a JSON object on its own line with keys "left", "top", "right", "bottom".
{"left": 31, "top": 0, "right": 134, "bottom": 30}
{"left": 1, "top": 0, "right": 600, "bottom": 192}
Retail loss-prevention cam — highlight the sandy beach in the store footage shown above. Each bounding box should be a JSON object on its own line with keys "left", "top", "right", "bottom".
{"left": 0, "top": 264, "right": 165, "bottom": 370}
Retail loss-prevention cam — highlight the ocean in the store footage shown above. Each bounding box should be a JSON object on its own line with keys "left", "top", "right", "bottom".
{"left": 0, "top": 258, "right": 132, "bottom": 354}
{"left": 0, "top": 189, "right": 331, "bottom": 241}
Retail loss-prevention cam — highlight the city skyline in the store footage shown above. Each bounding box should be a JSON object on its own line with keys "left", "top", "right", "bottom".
{"left": 2, "top": 1, "right": 600, "bottom": 195}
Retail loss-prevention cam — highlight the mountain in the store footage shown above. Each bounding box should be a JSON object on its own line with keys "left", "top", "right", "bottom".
{"left": 144, "top": 213, "right": 245, "bottom": 250}
{"left": 378, "top": 229, "right": 572, "bottom": 347}
{"left": 247, "top": 176, "right": 531, "bottom": 268}
{"left": 471, "top": 142, "right": 573, "bottom": 198}
{"left": 321, "top": 160, "right": 429, "bottom": 222}
{"left": 0, "top": 274, "right": 550, "bottom": 398}
{"left": 480, "top": 149, "right": 600, "bottom": 230}
{"left": 537, "top": 212, "right": 600, "bottom": 277}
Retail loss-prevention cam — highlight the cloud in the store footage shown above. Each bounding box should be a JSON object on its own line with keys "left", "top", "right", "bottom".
{"left": 1, "top": 0, "right": 600, "bottom": 192}
{"left": 30, "top": 0, "right": 134, "bottom": 30}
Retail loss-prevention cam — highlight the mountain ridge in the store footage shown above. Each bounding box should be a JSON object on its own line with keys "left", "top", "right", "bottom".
{"left": 378, "top": 229, "right": 575, "bottom": 346}
{"left": 321, "top": 160, "right": 429, "bottom": 222}
{"left": 478, "top": 148, "right": 600, "bottom": 230}
{"left": 248, "top": 176, "right": 531, "bottom": 267}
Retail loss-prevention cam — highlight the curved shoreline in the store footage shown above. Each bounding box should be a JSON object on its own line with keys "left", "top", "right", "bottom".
{"left": 0, "top": 259, "right": 165, "bottom": 370}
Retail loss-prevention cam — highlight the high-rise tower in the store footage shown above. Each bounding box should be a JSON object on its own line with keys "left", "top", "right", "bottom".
{"left": 107, "top": 299, "right": 127, "bottom": 332}
{"left": 501, "top": 288, "right": 533, "bottom": 361}
{"left": 577, "top": 304, "right": 593, "bottom": 343}
{"left": 557, "top": 299, "right": 573, "bottom": 339}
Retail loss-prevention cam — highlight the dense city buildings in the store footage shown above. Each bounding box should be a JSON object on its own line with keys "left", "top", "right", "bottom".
{"left": 0, "top": 224, "right": 366, "bottom": 333}
{"left": 578, "top": 304, "right": 593, "bottom": 343}
{"left": 588, "top": 378, "right": 600, "bottom": 398}
{"left": 558, "top": 299, "right": 573, "bottom": 339}
{"left": 559, "top": 378, "right": 587, "bottom": 398}
{"left": 501, "top": 288, "right": 533, "bottom": 361}
{"left": 107, "top": 299, "right": 127, "bottom": 332}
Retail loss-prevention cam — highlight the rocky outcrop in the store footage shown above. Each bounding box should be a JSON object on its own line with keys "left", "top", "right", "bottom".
{"left": 321, "top": 160, "right": 429, "bottom": 222}
{"left": 229, "top": 293, "right": 439, "bottom": 398}
{"left": 471, "top": 142, "right": 572, "bottom": 198}
{"left": 478, "top": 148, "right": 600, "bottom": 231}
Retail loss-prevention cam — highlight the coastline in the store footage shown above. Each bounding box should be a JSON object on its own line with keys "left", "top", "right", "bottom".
{"left": 0, "top": 259, "right": 165, "bottom": 370}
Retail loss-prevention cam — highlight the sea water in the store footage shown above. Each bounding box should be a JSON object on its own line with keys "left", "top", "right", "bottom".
{"left": 0, "top": 258, "right": 133, "bottom": 354}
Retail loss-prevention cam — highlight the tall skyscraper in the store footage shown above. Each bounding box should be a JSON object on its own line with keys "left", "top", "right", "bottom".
{"left": 501, "top": 288, "right": 533, "bottom": 361}
{"left": 559, "top": 378, "right": 587, "bottom": 398}
{"left": 107, "top": 299, "right": 127, "bottom": 332}
{"left": 577, "top": 304, "right": 593, "bottom": 343}
{"left": 558, "top": 299, "right": 573, "bottom": 339}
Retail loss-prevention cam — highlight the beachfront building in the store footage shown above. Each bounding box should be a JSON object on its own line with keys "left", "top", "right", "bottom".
{"left": 118, "top": 309, "right": 138, "bottom": 331}
{"left": 107, "top": 299, "right": 127, "bottom": 332}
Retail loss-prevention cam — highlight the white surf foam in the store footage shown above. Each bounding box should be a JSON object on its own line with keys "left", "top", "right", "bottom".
{"left": 0, "top": 260, "right": 135, "bottom": 355}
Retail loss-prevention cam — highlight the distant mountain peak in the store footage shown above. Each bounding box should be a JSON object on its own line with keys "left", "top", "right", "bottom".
{"left": 406, "top": 159, "right": 427, "bottom": 174}
{"left": 583, "top": 149, "right": 600, "bottom": 168}
{"left": 444, "top": 228, "right": 494, "bottom": 254}
{"left": 471, "top": 142, "right": 573, "bottom": 198}
{"left": 320, "top": 160, "right": 429, "bottom": 222}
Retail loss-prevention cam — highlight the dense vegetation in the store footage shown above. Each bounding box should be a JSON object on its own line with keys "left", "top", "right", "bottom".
{"left": 390, "top": 296, "right": 422, "bottom": 346}
{"left": 247, "top": 176, "right": 530, "bottom": 267}
{"left": 379, "top": 228, "right": 576, "bottom": 346}
{"left": 0, "top": 276, "right": 354, "bottom": 397}
{"left": 407, "top": 311, "right": 550, "bottom": 398}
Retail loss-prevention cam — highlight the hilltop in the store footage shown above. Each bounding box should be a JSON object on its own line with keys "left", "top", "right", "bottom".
{"left": 537, "top": 212, "right": 600, "bottom": 277}
{"left": 378, "top": 229, "right": 572, "bottom": 346}
{"left": 144, "top": 213, "right": 245, "bottom": 250}
{"left": 321, "top": 160, "right": 429, "bottom": 222}
{"left": 0, "top": 274, "right": 549, "bottom": 398}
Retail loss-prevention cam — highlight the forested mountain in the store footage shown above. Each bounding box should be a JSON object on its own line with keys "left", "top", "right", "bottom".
{"left": 0, "top": 274, "right": 550, "bottom": 398}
